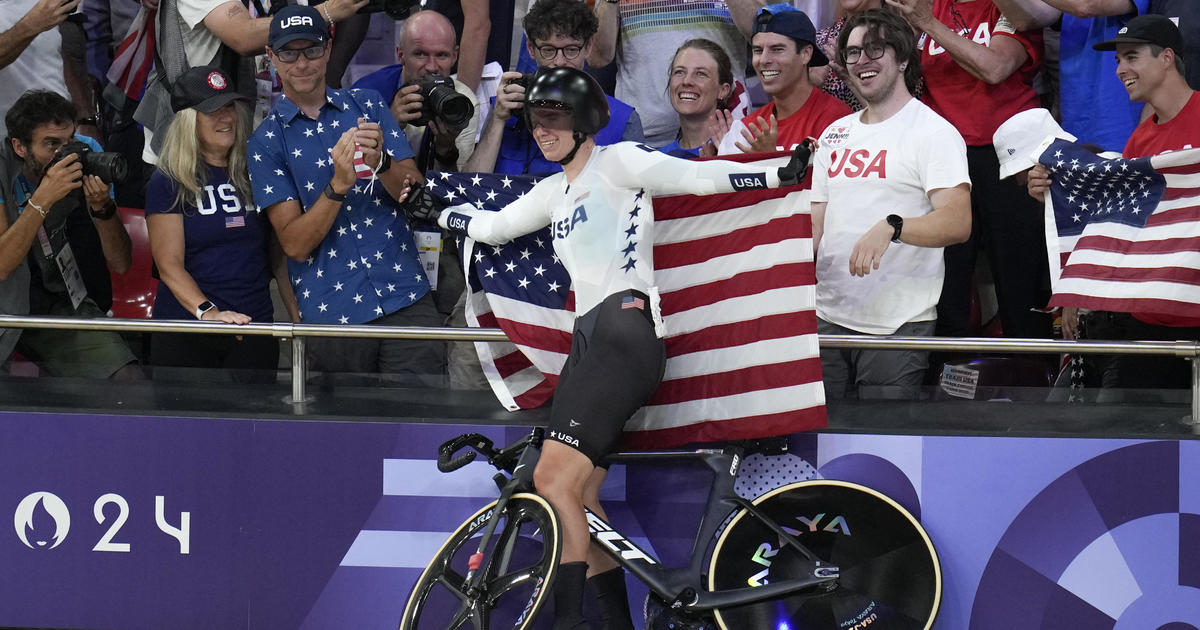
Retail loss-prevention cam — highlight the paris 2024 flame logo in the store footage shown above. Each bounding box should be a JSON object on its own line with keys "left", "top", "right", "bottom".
{"left": 14, "top": 492, "right": 70, "bottom": 549}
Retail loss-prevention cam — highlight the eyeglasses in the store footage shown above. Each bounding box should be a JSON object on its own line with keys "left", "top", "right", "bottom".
{"left": 534, "top": 43, "right": 584, "bottom": 61}
{"left": 842, "top": 43, "right": 887, "bottom": 64}
{"left": 273, "top": 43, "right": 327, "bottom": 63}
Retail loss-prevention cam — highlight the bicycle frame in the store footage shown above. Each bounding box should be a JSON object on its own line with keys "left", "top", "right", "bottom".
{"left": 438, "top": 431, "right": 840, "bottom": 614}
{"left": 591, "top": 448, "right": 839, "bottom": 611}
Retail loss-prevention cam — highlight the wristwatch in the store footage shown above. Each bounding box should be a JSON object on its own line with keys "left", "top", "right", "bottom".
{"left": 90, "top": 199, "right": 118, "bottom": 220}
{"left": 195, "top": 300, "right": 216, "bottom": 320}
{"left": 376, "top": 151, "right": 392, "bottom": 174}
{"left": 886, "top": 214, "right": 904, "bottom": 243}
{"left": 323, "top": 183, "right": 347, "bottom": 202}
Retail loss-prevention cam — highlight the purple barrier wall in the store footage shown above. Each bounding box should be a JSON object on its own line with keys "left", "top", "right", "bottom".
{"left": 0, "top": 411, "right": 1196, "bottom": 629}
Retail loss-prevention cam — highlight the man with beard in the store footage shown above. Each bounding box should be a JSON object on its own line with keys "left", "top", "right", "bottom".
{"left": 0, "top": 89, "right": 138, "bottom": 378}
{"left": 811, "top": 8, "right": 971, "bottom": 399}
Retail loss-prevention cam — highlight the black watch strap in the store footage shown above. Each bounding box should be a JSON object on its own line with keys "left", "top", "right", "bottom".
{"left": 886, "top": 214, "right": 903, "bottom": 243}
{"left": 377, "top": 151, "right": 392, "bottom": 174}
{"left": 323, "top": 183, "right": 347, "bottom": 202}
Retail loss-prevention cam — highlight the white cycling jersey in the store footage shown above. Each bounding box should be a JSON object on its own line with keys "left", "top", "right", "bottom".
{"left": 439, "top": 142, "right": 781, "bottom": 322}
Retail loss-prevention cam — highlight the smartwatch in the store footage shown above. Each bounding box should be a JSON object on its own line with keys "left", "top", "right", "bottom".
{"left": 195, "top": 300, "right": 216, "bottom": 320}
{"left": 323, "top": 183, "right": 347, "bottom": 202}
{"left": 886, "top": 214, "right": 904, "bottom": 243}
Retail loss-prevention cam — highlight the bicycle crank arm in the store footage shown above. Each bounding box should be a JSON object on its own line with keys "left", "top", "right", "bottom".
{"left": 688, "top": 565, "right": 839, "bottom": 611}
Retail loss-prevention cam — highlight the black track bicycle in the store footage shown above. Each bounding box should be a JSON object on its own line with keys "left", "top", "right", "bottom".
{"left": 399, "top": 428, "right": 941, "bottom": 630}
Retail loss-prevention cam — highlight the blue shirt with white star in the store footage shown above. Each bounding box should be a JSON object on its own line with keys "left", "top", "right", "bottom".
{"left": 248, "top": 87, "right": 427, "bottom": 324}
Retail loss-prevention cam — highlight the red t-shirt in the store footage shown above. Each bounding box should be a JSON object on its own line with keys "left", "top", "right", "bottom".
{"left": 918, "top": 0, "right": 1042, "bottom": 146}
{"left": 1122, "top": 91, "right": 1200, "bottom": 327}
{"left": 745, "top": 88, "right": 851, "bottom": 151}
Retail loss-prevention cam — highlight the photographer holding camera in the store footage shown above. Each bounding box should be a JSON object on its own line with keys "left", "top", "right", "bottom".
{"left": 352, "top": 10, "right": 477, "bottom": 170}
{"left": 462, "top": 0, "right": 644, "bottom": 175}
{"left": 0, "top": 89, "right": 139, "bottom": 379}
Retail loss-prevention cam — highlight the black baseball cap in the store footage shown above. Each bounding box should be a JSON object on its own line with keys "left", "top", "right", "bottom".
{"left": 269, "top": 4, "right": 328, "bottom": 50}
{"left": 753, "top": 3, "right": 828, "bottom": 66}
{"left": 1093, "top": 14, "right": 1184, "bottom": 53}
{"left": 170, "top": 66, "right": 247, "bottom": 113}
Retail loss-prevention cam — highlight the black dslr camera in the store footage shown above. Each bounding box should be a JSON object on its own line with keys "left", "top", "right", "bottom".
{"left": 48, "top": 140, "right": 128, "bottom": 184}
{"left": 406, "top": 74, "right": 474, "bottom": 128}
{"left": 357, "top": 0, "right": 421, "bottom": 19}
{"left": 508, "top": 72, "right": 536, "bottom": 91}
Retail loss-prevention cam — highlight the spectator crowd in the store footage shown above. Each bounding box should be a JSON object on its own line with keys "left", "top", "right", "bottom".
{"left": 0, "top": 0, "right": 1197, "bottom": 395}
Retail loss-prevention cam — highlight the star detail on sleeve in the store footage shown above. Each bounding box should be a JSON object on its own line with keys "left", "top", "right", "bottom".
{"left": 264, "top": 130, "right": 275, "bottom": 139}
{"left": 624, "top": 224, "right": 637, "bottom": 237}
{"left": 304, "top": 181, "right": 315, "bottom": 191}
{"left": 263, "top": 185, "right": 274, "bottom": 194}
{"left": 353, "top": 293, "right": 364, "bottom": 304}
{"left": 253, "top": 153, "right": 262, "bottom": 162}
{"left": 303, "top": 128, "right": 314, "bottom": 137}
{"left": 333, "top": 281, "right": 344, "bottom": 291}
{"left": 621, "top": 258, "right": 637, "bottom": 272}
{"left": 621, "top": 242, "right": 636, "bottom": 255}
{"left": 292, "top": 148, "right": 303, "bottom": 158}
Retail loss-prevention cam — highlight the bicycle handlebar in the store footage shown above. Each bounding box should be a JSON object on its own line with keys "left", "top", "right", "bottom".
{"left": 437, "top": 433, "right": 496, "bottom": 473}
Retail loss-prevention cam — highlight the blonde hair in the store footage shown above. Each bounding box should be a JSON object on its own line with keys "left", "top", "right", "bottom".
{"left": 156, "top": 102, "right": 253, "bottom": 213}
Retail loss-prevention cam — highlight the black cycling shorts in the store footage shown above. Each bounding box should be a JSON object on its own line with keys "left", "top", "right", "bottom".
{"left": 545, "top": 289, "right": 666, "bottom": 465}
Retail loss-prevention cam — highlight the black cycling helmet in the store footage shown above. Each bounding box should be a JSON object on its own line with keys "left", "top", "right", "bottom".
{"left": 525, "top": 66, "right": 610, "bottom": 135}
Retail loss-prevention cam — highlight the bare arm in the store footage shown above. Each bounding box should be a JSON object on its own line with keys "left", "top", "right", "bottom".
{"left": 456, "top": 0, "right": 490, "bottom": 92}
{"left": 590, "top": 0, "right": 619, "bottom": 67}
{"left": 848, "top": 183, "right": 972, "bottom": 277}
{"left": 1045, "top": 0, "right": 1136, "bottom": 18}
{"left": 888, "top": 0, "right": 1030, "bottom": 85}
{"left": 267, "top": 232, "right": 300, "bottom": 321}
{"left": 990, "top": 0, "right": 1061, "bottom": 30}
{"left": 60, "top": 18, "right": 97, "bottom": 135}
{"left": 0, "top": 0, "right": 79, "bottom": 69}
{"left": 0, "top": 155, "right": 86, "bottom": 278}
{"left": 146, "top": 212, "right": 250, "bottom": 321}
{"left": 727, "top": 0, "right": 771, "bottom": 41}
{"left": 810, "top": 200, "right": 825, "bottom": 255}
{"left": 463, "top": 71, "right": 525, "bottom": 172}
{"left": 82, "top": 176, "right": 132, "bottom": 274}
{"left": 268, "top": 130, "right": 357, "bottom": 261}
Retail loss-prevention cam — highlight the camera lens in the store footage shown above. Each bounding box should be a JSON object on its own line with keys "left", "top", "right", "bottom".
{"left": 87, "top": 152, "right": 129, "bottom": 184}
{"left": 428, "top": 86, "right": 474, "bottom": 128}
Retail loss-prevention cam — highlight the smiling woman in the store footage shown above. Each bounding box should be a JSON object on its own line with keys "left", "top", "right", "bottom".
{"left": 661, "top": 38, "right": 734, "bottom": 157}
{"left": 144, "top": 66, "right": 298, "bottom": 383}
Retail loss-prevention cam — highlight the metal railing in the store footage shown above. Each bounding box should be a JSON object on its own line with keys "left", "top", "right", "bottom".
{"left": 2, "top": 314, "right": 1198, "bottom": 422}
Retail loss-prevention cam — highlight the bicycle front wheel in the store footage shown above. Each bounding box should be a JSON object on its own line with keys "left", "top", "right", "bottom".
{"left": 708, "top": 480, "right": 940, "bottom": 630}
{"left": 400, "top": 493, "right": 562, "bottom": 630}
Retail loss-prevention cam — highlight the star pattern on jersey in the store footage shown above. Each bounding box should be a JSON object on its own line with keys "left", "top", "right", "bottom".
{"left": 427, "top": 171, "right": 571, "bottom": 308}
{"left": 248, "top": 86, "right": 428, "bottom": 325}
{"left": 620, "top": 188, "right": 645, "bottom": 273}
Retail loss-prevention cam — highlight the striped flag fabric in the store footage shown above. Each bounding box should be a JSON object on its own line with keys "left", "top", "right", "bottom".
{"left": 426, "top": 153, "right": 826, "bottom": 449}
{"left": 105, "top": 6, "right": 157, "bottom": 102}
{"left": 1039, "top": 138, "right": 1200, "bottom": 319}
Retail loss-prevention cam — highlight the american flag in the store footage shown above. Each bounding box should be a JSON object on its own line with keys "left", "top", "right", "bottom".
{"left": 426, "top": 155, "right": 826, "bottom": 449}
{"left": 106, "top": 6, "right": 156, "bottom": 102}
{"left": 1040, "top": 139, "right": 1200, "bottom": 318}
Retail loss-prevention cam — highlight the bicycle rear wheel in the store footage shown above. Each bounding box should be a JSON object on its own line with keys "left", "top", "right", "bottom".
{"left": 400, "top": 493, "right": 562, "bottom": 630}
{"left": 708, "top": 480, "right": 940, "bottom": 630}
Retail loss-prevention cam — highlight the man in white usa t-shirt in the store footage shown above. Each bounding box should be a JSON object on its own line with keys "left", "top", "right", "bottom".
{"left": 811, "top": 8, "right": 971, "bottom": 400}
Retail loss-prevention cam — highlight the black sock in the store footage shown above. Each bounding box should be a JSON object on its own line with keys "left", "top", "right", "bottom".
{"left": 586, "top": 566, "right": 634, "bottom": 630}
{"left": 553, "top": 561, "right": 592, "bottom": 630}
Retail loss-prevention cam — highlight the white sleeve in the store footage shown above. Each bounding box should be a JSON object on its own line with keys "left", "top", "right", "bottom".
{"left": 918, "top": 121, "right": 971, "bottom": 194}
{"left": 605, "top": 143, "right": 781, "bottom": 196}
{"left": 178, "top": 0, "right": 222, "bottom": 29}
{"left": 437, "top": 184, "right": 554, "bottom": 246}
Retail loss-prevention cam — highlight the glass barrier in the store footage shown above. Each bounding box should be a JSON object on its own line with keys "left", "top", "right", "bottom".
{"left": 0, "top": 315, "right": 1197, "bottom": 439}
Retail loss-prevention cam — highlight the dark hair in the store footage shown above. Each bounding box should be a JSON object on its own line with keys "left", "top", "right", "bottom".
{"left": 523, "top": 0, "right": 598, "bottom": 45}
{"left": 838, "top": 8, "right": 921, "bottom": 96}
{"left": 670, "top": 39, "right": 735, "bottom": 109}
{"left": 5, "top": 90, "right": 77, "bottom": 146}
{"left": 1148, "top": 44, "right": 1187, "bottom": 76}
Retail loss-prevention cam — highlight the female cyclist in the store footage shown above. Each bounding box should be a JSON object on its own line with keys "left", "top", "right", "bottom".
{"left": 435, "top": 67, "right": 807, "bottom": 629}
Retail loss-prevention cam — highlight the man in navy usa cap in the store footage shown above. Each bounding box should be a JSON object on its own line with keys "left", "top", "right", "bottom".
{"left": 716, "top": 3, "right": 851, "bottom": 155}
{"left": 248, "top": 4, "right": 445, "bottom": 382}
